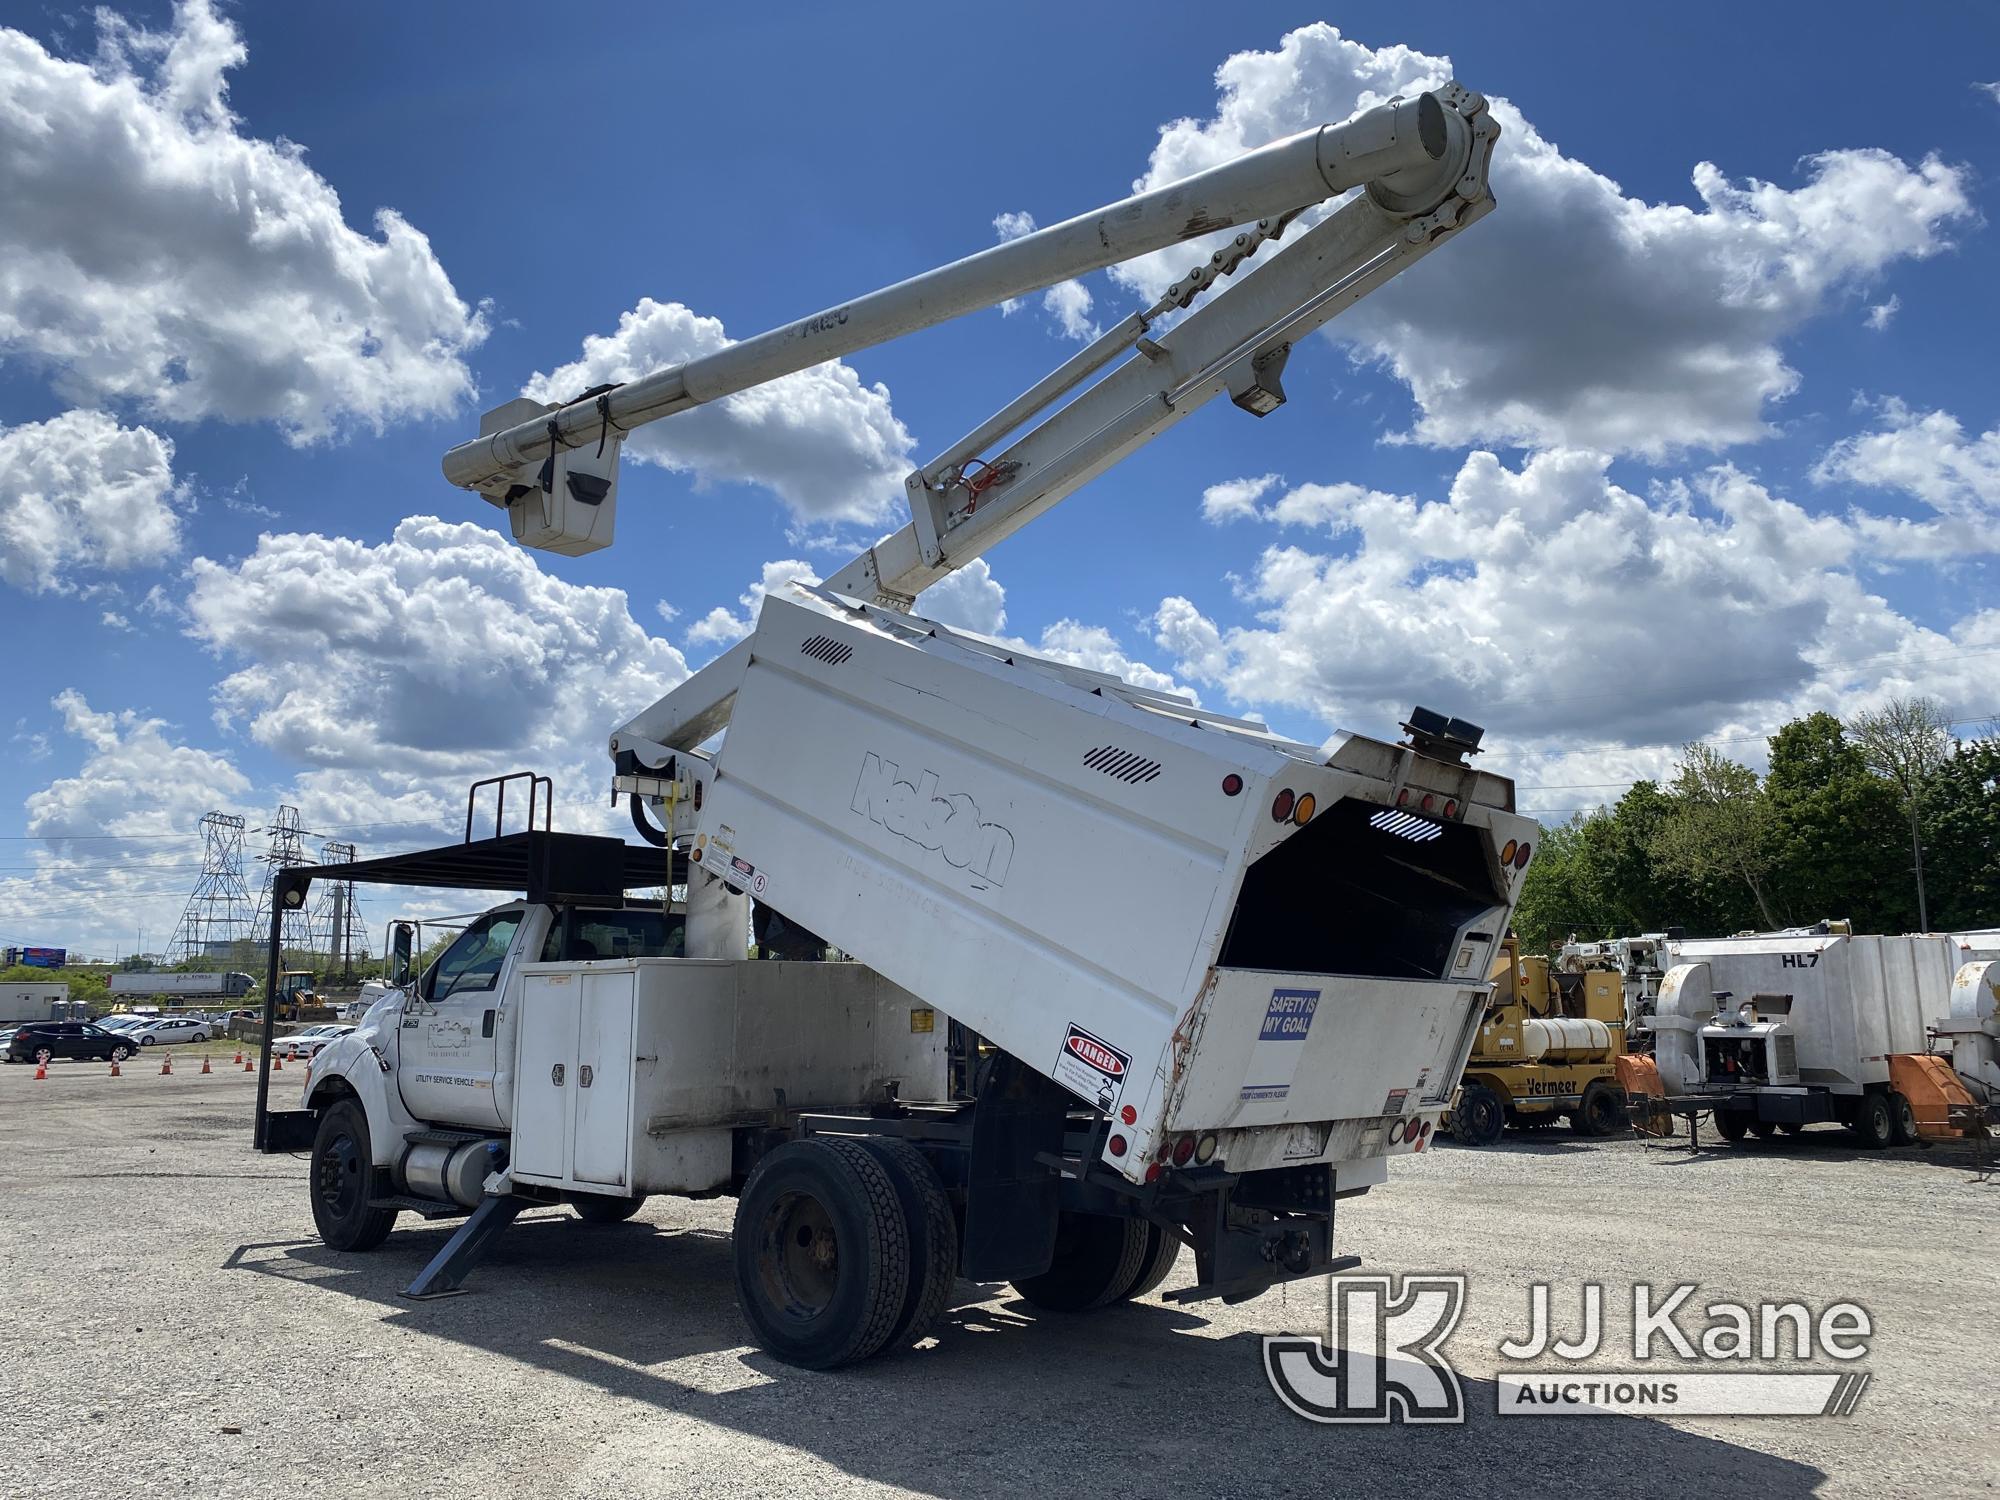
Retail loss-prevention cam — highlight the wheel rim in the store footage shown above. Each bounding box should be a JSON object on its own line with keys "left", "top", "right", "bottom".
{"left": 315, "top": 1130, "right": 364, "bottom": 1220}
{"left": 1465, "top": 1094, "right": 1499, "bottom": 1139}
{"left": 35, "top": 1048, "right": 51, "bottom": 1064}
{"left": 756, "top": 1189, "right": 839, "bottom": 1320}
{"left": 113, "top": 1047, "right": 129, "bottom": 1062}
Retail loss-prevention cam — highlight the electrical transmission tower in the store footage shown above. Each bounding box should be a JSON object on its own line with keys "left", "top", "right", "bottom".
{"left": 310, "top": 840, "right": 370, "bottom": 981}
{"left": 251, "top": 805, "right": 320, "bottom": 962}
{"left": 167, "top": 812, "right": 255, "bottom": 964}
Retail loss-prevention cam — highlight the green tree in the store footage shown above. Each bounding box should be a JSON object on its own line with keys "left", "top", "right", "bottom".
{"left": 1651, "top": 742, "right": 1778, "bottom": 928}
{"left": 1763, "top": 712, "right": 1911, "bottom": 930}
{"left": 1512, "top": 812, "right": 1614, "bottom": 954}
{"left": 1849, "top": 696, "right": 1951, "bottom": 930}
{"left": 1921, "top": 734, "right": 2000, "bottom": 931}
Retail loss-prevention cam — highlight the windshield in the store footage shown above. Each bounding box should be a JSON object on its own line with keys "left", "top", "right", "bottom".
{"left": 425, "top": 911, "right": 523, "bottom": 1001}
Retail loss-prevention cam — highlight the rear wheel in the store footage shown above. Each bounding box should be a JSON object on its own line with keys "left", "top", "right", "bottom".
{"left": 1777, "top": 1121, "right": 1805, "bottom": 1136}
{"left": 1572, "top": 1081, "right": 1627, "bottom": 1137}
{"left": 1116, "top": 1223, "right": 1182, "bottom": 1303}
{"left": 856, "top": 1138, "right": 958, "bottom": 1351}
{"left": 1451, "top": 1084, "right": 1506, "bottom": 1147}
{"left": 310, "top": 1100, "right": 397, "bottom": 1252}
{"left": 33, "top": 1046, "right": 52, "bottom": 1066}
{"left": 570, "top": 1193, "right": 645, "bottom": 1224}
{"left": 1712, "top": 1110, "right": 1750, "bottom": 1142}
{"left": 733, "top": 1139, "right": 910, "bottom": 1369}
{"left": 1012, "top": 1211, "right": 1149, "bottom": 1313}
{"left": 109, "top": 1044, "right": 131, "bottom": 1063}
{"left": 1889, "top": 1093, "right": 1917, "bottom": 1147}
{"left": 1850, "top": 1092, "right": 1894, "bottom": 1150}
{"left": 1746, "top": 1117, "right": 1778, "bottom": 1138}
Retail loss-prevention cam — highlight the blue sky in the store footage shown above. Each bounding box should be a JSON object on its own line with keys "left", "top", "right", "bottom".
{"left": 1, "top": 2, "right": 1996, "bottom": 955}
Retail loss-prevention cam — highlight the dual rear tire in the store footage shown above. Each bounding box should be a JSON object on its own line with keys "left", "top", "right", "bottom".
{"left": 732, "top": 1137, "right": 959, "bottom": 1369}
{"left": 1011, "top": 1212, "right": 1181, "bottom": 1312}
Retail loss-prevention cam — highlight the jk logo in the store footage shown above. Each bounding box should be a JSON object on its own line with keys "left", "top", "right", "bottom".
{"left": 1264, "top": 1275, "right": 1466, "bottom": 1424}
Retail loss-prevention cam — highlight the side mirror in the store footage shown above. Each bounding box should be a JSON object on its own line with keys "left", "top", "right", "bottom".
{"left": 390, "top": 923, "right": 415, "bottom": 987}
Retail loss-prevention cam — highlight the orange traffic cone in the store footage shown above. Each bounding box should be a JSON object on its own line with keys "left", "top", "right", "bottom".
{"left": 233, "top": 1049, "right": 244, "bottom": 1065}
{"left": 242, "top": 1054, "right": 253, "bottom": 1073}
{"left": 33, "top": 1059, "right": 47, "bottom": 1080}
{"left": 109, "top": 1058, "right": 121, "bottom": 1077}
{"left": 200, "top": 1055, "right": 212, "bottom": 1075}
{"left": 160, "top": 1052, "right": 173, "bottom": 1076}
{"left": 273, "top": 1053, "right": 282, "bottom": 1072}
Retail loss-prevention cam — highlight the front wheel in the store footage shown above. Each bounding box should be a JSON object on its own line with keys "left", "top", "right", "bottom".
{"left": 140, "top": 1036, "right": 156, "bottom": 1047}
{"left": 109, "top": 1044, "right": 131, "bottom": 1063}
{"left": 310, "top": 1100, "right": 397, "bottom": 1252}
{"left": 570, "top": 1193, "right": 645, "bottom": 1224}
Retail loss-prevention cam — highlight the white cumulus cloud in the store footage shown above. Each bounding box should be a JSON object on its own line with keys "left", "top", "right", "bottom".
{"left": 991, "top": 211, "right": 1099, "bottom": 340}
{"left": 183, "top": 518, "right": 689, "bottom": 803}
{"left": 0, "top": 1, "right": 487, "bottom": 443}
{"left": 1153, "top": 451, "right": 1997, "bottom": 800}
{"left": 1109, "top": 24, "right": 1973, "bottom": 456}
{"left": 524, "top": 298, "right": 913, "bottom": 525}
{"left": 0, "top": 409, "right": 183, "bottom": 592}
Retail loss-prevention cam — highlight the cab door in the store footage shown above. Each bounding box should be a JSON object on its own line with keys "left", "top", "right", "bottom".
{"left": 396, "top": 907, "right": 540, "bottom": 1131}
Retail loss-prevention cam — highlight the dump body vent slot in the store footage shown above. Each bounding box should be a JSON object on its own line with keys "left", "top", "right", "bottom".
{"left": 800, "top": 634, "right": 854, "bottom": 665}
{"left": 1083, "top": 745, "right": 1163, "bottom": 784}
{"left": 1370, "top": 809, "right": 1443, "bottom": 843}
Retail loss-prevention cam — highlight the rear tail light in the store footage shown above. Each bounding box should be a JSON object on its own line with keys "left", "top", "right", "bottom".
{"left": 1443, "top": 799, "right": 1457, "bottom": 818}
{"left": 1119, "top": 1104, "right": 1137, "bottom": 1126}
{"left": 1172, "top": 1135, "right": 1196, "bottom": 1167}
{"left": 1420, "top": 794, "right": 1435, "bottom": 812}
{"left": 1514, "top": 842, "right": 1533, "bottom": 869}
{"left": 1108, "top": 1134, "right": 1129, "bottom": 1158}
{"left": 1221, "top": 773, "right": 1243, "bottom": 797}
{"left": 1271, "top": 788, "right": 1295, "bottom": 822}
{"left": 1145, "top": 1163, "right": 1164, "bottom": 1184}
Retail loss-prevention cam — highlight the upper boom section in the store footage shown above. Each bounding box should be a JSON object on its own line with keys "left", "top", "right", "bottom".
{"left": 441, "top": 90, "right": 1471, "bottom": 504}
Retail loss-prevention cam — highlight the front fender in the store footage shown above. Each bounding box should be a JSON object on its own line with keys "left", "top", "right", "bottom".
{"left": 304, "top": 1034, "right": 418, "bottom": 1167}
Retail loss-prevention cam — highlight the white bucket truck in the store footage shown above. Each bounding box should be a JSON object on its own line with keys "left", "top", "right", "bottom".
{"left": 275, "top": 84, "right": 1536, "bottom": 1367}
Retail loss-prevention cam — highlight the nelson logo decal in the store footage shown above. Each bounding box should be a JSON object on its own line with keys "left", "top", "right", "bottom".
{"left": 850, "top": 752, "right": 1015, "bottom": 886}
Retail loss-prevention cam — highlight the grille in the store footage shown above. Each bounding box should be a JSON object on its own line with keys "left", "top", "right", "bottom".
{"left": 1369, "top": 808, "right": 1444, "bottom": 843}
{"left": 1083, "top": 745, "right": 1163, "bottom": 784}
{"left": 799, "top": 634, "right": 853, "bottom": 665}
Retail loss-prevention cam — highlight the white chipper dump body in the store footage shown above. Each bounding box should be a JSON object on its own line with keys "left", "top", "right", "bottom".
{"left": 632, "top": 589, "right": 1533, "bottom": 1185}
{"left": 264, "top": 81, "right": 1537, "bottom": 1368}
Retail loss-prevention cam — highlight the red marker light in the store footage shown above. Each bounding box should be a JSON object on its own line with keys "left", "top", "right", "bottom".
{"left": 1108, "top": 1134, "right": 1129, "bottom": 1158}
{"left": 1119, "top": 1104, "right": 1137, "bottom": 1125}
{"left": 1172, "top": 1135, "right": 1196, "bottom": 1166}
{"left": 1221, "top": 773, "right": 1243, "bottom": 797}
{"left": 1420, "top": 794, "right": 1435, "bottom": 812}
{"left": 1443, "top": 799, "right": 1457, "bottom": 818}
{"left": 1515, "top": 842, "right": 1533, "bottom": 869}
{"left": 1145, "top": 1163, "right": 1164, "bottom": 1184}
{"left": 1271, "top": 788, "right": 1296, "bottom": 822}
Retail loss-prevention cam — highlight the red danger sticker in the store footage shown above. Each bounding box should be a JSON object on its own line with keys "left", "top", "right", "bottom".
{"left": 1066, "top": 1033, "right": 1126, "bottom": 1076}
{"left": 1052, "top": 1023, "right": 1132, "bottom": 1113}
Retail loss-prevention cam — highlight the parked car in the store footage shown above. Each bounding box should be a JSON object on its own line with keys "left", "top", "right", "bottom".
{"left": 274, "top": 1024, "right": 346, "bottom": 1059}
{"left": 287, "top": 1025, "right": 355, "bottom": 1061}
{"left": 126, "top": 1015, "right": 212, "bottom": 1047}
{"left": 7, "top": 1022, "right": 138, "bottom": 1064}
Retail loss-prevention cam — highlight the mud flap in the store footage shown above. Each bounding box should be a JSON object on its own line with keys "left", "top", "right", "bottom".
{"left": 960, "top": 1054, "right": 1069, "bottom": 1282}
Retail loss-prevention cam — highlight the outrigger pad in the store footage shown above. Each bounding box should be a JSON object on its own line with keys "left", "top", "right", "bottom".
{"left": 401, "top": 1194, "right": 526, "bottom": 1300}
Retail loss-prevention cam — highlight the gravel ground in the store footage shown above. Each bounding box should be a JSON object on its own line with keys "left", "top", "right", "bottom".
{"left": 0, "top": 1060, "right": 1994, "bottom": 1499}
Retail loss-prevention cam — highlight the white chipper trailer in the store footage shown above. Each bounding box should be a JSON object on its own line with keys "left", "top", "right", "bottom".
{"left": 267, "top": 83, "right": 1539, "bottom": 1367}
{"left": 1621, "top": 928, "right": 2000, "bottom": 1148}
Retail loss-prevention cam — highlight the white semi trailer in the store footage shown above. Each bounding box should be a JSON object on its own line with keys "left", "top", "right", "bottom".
{"left": 286, "top": 84, "right": 1532, "bottom": 1367}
